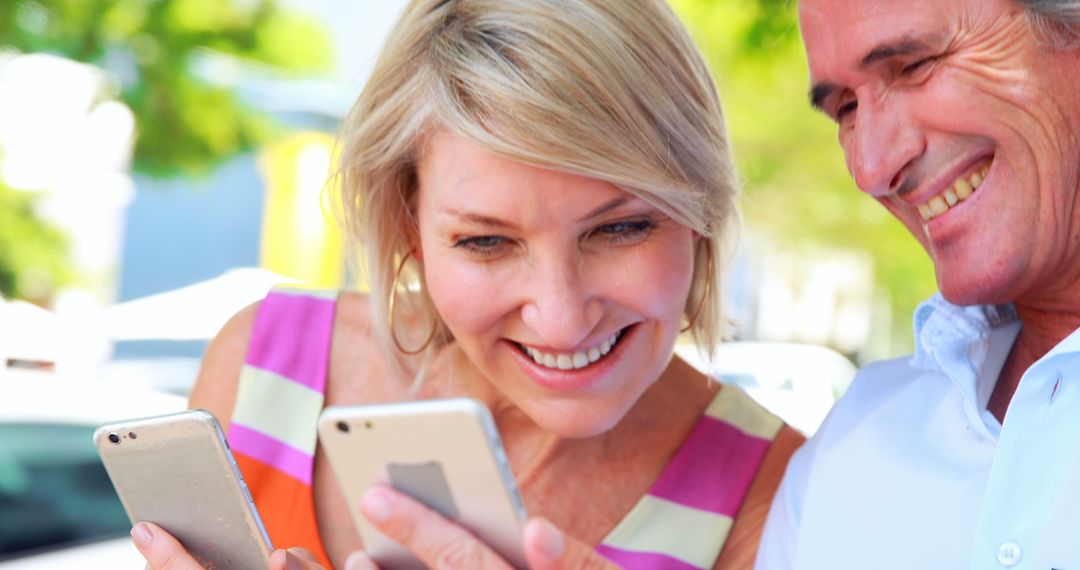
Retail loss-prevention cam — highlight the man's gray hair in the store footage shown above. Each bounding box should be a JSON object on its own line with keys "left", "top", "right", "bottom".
{"left": 1018, "top": 0, "right": 1080, "bottom": 47}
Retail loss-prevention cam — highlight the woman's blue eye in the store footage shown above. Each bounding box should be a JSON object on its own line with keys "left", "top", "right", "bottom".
{"left": 453, "top": 235, "right": 509, "bottom": 257}
{"left": 593, "top": 219, "right": 655, "bottom": 242}
{"left": 460, "top": 236, "right": 504, "bottom": 248}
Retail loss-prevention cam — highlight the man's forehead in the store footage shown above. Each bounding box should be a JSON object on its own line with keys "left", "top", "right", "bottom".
{"left": 799, "top": 0, "right": 950, "bottom": 72}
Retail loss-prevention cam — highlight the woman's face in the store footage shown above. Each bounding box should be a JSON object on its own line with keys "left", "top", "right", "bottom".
{"left": 415, "top": 131, "right": 697, "bottom": 437}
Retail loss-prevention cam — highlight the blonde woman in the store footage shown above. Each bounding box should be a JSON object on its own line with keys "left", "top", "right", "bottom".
{"left": 133, "top": 0, "right": 803, "bottom": 568}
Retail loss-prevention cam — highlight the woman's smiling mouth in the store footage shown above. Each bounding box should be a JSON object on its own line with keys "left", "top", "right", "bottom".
{"left": 515, "top": 327, "right": 628, "bottom": 371}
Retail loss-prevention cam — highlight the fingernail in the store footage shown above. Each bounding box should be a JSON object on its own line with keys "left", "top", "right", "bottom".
{"left": 362, "top": 488, "right": 391, "bottom": 523}
{"left": 345, "top": 551, "right": 376, "bottom": 570}
{"left": 283, "top": 550, "right": 304, "bottom": 570}
{"left": 131, "top": 522, "right": 152, "bottom": 549}
{"left": 531, "top": 518, "right": 564, "bottom": 561}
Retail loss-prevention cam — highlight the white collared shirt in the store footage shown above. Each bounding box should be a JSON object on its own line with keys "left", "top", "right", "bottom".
{"left": 756, "top": 294, "right": 1080, "bottom": 570}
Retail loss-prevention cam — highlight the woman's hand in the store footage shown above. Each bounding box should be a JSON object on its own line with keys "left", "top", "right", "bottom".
{"left": 131, "top": 521, "right": 326, "bottom": 570}
{"left": 347, "top": 485, "right": 617, "bottom": 569}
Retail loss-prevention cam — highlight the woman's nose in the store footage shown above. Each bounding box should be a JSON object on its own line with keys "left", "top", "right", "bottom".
{"left": 519, "top": 258, "right": 603, "bottom": 350}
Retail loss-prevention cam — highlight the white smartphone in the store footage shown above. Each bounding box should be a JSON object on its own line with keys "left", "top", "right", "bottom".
{"left": 317, "top": 398, "right": 528, "bottom": 569}
{"left": 94, "top": 409, "right": 272, "bottom": 570}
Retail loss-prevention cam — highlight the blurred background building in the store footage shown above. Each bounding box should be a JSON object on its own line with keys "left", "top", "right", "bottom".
{"left": 0, "top": 1, "right": 938, "bottom": 562}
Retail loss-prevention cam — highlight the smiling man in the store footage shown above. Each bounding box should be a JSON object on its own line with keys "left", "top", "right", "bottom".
{"left": 757, "top": 0, "right": 1080, "bottom": 568}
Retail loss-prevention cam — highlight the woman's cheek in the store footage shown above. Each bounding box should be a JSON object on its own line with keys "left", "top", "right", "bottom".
{"left": 425, "top": 259, "right": 515, "bottom": 335}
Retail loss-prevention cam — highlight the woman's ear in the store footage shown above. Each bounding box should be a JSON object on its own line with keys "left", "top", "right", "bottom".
{"left": 405, "top": 224, "right": 423, "bottom": 262}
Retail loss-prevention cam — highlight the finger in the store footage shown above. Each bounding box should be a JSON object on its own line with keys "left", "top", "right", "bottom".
{"left": 131, "top": 522, "right": 205, "bottom": 570}
{"left": 362, "top": 486, "right": 513, "bottom": 570}
{"left": 269, "top": 548, "right": 326, "bottom": 570}
{"left": 344, "top": 551, "right": 380, "bottom": 570}
{"left": 523, "top": 518, "right": 617, "bottom": 570}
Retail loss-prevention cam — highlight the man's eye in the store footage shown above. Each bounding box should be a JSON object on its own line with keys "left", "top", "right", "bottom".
{"left": 835, "top": 100, "right": 858, "bottom": 121}
{"left": 901, "top": 56, "right": 938, "bottom": 76}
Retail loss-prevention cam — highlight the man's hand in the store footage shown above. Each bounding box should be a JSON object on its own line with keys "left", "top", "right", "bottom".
{"left": 348, "top": 485, "right": 618, "bottom": 569}
{"left": 131, "top": 522, "right": 326, "bottom": 570}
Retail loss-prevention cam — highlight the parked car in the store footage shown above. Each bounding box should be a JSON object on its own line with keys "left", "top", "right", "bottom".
{"left": 676, "top": 341, "right": 857, "bottom": 435}
{"left": 0, "top": 371, "right": 185, "bottom": 568}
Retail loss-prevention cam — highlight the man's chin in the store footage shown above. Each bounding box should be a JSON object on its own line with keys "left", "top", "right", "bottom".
{"left": 936, "top": 273, "right": 1017, "bottom": 307}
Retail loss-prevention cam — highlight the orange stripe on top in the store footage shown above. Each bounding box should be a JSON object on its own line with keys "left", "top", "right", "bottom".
{"left": 235, "top": 453, "right": 331, "bottom": 568}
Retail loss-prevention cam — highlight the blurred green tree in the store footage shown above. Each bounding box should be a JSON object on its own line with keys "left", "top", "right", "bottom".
{"left": 0, "top": 179, "right": 69, "bottom": 302}
{"left": 0, "top": 0, "right": 332, "bottom": 174}
{"left": 670, "top": 0, "right": 936, "bottom": 355}
{"left": 0, "top": 0, "right": 331, "bottom": 304}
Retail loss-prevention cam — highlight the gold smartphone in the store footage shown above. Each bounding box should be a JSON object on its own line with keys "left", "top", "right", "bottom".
{"left": 318, "top": 398, "right": 528, "bottom": 569}
{"left": 94, "top": 409, "right": 272, "bottom": 570}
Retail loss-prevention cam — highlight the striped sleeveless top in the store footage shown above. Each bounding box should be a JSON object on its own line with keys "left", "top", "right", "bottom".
{"left": 227, "top": 288, "right": 782, "bottom": 569}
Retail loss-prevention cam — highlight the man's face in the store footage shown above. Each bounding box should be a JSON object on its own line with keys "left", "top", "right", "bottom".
{"left": 800, "top": 0, "right": 1080, "bottom": 306}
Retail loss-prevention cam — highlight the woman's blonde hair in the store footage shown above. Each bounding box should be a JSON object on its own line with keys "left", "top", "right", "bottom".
{"left": 334, "top": 0, "right": 740, "bottom": 372}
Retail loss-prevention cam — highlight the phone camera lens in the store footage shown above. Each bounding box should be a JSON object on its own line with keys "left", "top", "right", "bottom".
{"left": 108, "top": 433, "right": 121, "bottom": 445}
{"left": 336, "top": 421, "right": 350, "bottom": 433}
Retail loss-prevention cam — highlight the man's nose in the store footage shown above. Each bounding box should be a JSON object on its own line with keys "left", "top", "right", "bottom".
{"left": 845, "top": 95, "right": 924, "bottom": 197}
{"left": 520, "top": 257, "right": 603, "bottom": 350}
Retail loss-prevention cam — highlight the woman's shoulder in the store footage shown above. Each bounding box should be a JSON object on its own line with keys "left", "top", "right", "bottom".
{"left": 189, "top": 300, "right": 262, "bottom": 432}
{"left": 712, "top": 385, "right": 805, "bottom": 569}
{"left": 334, "top": 289, "right": 377, "bottom": 338}
{"left": 188, "top": 289, "right": 383, "bottom": 429}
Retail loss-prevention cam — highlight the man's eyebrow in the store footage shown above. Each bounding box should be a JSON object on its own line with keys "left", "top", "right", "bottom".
{"left": 860, "top": 37, "right": 935, "bottom": 68}
{"left": 808, "top": 35, "right": 942, "bottom": 111}
{"left": 809, "top": 83, "right": 840, "bottom": 112}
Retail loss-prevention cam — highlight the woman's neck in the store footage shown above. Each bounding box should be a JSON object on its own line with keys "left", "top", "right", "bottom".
{"left": 485, "top": 353, "right": 719, "bottom": 492}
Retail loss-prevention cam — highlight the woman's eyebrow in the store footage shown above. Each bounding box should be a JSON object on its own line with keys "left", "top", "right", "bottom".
{"left": 437, "top": 196, "right": 636, "bottom": 228}
{"left": 438, "top": 206, "right": 516, "bottom": 229}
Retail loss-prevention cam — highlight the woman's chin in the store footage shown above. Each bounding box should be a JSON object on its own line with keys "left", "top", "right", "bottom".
{"left": 529, "top": 400, "right": 627, "bottom": 439}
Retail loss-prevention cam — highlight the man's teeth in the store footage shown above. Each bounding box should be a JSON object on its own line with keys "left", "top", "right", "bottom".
{"left": 917, "top": 165, "right": 990, "bottom": 222}
{"left": 524, "top": 330, "right": 622, "bottom": 371}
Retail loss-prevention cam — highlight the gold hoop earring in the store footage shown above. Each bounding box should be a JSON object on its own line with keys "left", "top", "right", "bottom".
{"left": 680, "top": 240, "right": 714, "bottom": 334}
{"left": 388, "top": 253, "right": 438, "bottom": 355}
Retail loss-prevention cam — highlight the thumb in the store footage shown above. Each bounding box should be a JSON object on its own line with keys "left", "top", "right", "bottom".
{"left": 523, "top": 518, "right": 618, "bottom": 570}
{"left": 131, "top": 522, "right": 205, "bottom": 570}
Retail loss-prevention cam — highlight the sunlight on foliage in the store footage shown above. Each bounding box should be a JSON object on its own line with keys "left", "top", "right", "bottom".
{"left": 671, "top": 0, "right": 937, "bottom": 352}
{"left": 0, "top": 181, "right": 70, "bottom": 303}
{"left": 0, "top": 0, "right": 331, "bottom": 175}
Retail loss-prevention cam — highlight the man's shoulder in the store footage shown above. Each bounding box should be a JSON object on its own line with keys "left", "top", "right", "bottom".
{"left": 818, "top": 354, "right": 921, "bottom": 432}
{"left": 843, "top": 354, "right": 922, "bottom": 399}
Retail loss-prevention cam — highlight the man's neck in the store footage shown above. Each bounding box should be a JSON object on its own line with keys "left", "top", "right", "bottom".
{"left": 988, "top": 302, "right": 1080, "bottom": 423}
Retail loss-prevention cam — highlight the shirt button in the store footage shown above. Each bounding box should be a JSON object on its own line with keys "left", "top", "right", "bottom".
{"left": 997, "top": 541, "right": 1022, "bottom": 567}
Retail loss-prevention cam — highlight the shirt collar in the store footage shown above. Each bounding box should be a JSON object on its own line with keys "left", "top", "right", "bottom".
{"left": 1034, "top": 322, "right": 1080, "bottom": 366}
{"left": 912, "top": 293, "right": 1021, "bottom": 432}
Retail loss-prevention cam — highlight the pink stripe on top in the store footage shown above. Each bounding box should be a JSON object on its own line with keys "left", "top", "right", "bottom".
{"left": 596, "top": 545, "right": 703, "bottom": 570}
{"left": 648, "top": 416, "right": 773, "bottom": 517}
{"left": 229, "top": 423, "right": 314, "bottom": 486}
{"left": 244, "top": 291, "right": 336, "bottom": 393}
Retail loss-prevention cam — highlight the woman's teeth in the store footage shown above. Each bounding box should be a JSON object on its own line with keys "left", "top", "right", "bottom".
{"left": 917, "top": 164, "right": 990, "bottom": 222}
{"left": 522, "top": 330, "right": 623, "bottom": 371}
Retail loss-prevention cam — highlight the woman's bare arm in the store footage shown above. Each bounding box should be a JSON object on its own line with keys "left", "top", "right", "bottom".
{"left": 714, "top": 424, "right": 806, "bottom": 570}
{"left": 187, "top": 301, "right": 261, "bottom": 432}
